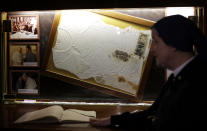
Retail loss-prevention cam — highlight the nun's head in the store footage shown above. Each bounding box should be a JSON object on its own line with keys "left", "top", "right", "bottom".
{"left": 151, "top": 15, "right": 207, "bottom": 69}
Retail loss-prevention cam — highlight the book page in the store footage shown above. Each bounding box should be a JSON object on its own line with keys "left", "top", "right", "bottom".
{"left": 14, "top": 105, "right": 64, "bottom": 123}
{"left": 67, "top": 109, "right": 96, "bottom": 117}
{"left": 61, "top": 109, "right": 96, "bottom": 123}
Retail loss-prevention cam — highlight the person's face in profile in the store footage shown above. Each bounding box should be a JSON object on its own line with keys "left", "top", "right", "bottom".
{"left": 18, "top": 47, "right": 22, "bottom": 53}
{"left": 151, "top": 28, "right": 175, "bottom": 69}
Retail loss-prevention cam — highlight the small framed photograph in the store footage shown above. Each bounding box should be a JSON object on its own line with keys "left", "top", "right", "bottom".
{"left": 9, "top": 42, "right": 40, "bottom": 67}
{"left": 8, "top": 15, "right": 40, "bottom": 40}
{"left": 10, "top": 70, "right": 40, "bottom": 95}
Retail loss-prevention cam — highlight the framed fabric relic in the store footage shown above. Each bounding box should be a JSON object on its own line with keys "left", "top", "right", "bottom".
{"left": 42, "top": 10, "right": 155, "bottom": 102}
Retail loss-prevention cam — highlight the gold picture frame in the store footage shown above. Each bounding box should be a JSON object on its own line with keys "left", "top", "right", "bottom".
{"left": 10, "top": 70, "right": 40, "bottom": 95}
{"left": 8, "top": 15, "right": 40, "bottom": 40}
{"left": 9, "top": 42, "right": 40, "bottom": 67}
{"left": 42, "top": 10, "right": 155, "bottom": 102}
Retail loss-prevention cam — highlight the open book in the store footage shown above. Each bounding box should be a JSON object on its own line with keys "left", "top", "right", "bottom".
{"left": 14, "top": 105, "right": 96, "bottom": 124}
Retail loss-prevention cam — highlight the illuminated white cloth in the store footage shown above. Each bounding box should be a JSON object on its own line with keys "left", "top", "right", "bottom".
{"left": 52, "top": 11, "right": 151, "bottom": 94}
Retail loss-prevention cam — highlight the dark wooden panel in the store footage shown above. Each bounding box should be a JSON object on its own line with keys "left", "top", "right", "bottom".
{"left": 1, "top": 0, "right": 206, "bottom": 11}
{"left": 204, "top": 6, "right": 207, "bottom": 36}
{"left": 39, "top": 12, "right": 55, "bottom": 64}
{"left": 0, "top": 13, "right": 2, "bottom": 102}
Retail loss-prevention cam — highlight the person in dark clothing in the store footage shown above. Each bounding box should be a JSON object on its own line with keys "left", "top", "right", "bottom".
{"left": 90, "top": 15, "right": 207, "bottom": 131}
{"left": 24, "top": 45, "right": 37, "bottom": 62}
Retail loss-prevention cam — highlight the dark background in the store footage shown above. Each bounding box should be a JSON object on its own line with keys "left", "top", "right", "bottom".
{"left": 0, "top": 0, "right": 206, "bottom": 11}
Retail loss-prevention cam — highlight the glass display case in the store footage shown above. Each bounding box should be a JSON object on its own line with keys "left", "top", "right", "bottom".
{"left": 0, "top": 2, "right": 206, "bottom": 104}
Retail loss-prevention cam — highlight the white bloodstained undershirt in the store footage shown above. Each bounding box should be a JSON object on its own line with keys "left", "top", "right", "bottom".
{"left": 52, "top": 11, "right": 151, "bottom": 95}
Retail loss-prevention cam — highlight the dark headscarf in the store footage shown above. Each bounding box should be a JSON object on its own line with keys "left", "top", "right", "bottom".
{"left": 152, "top": 15, "right": 207, "bottom": 59}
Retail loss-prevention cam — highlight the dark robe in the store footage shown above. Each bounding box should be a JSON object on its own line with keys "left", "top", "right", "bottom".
{"left": 111, "top": 55, "right": 206, "bottom": 131}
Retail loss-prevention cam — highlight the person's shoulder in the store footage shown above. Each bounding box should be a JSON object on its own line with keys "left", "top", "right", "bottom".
{"left": 180, "top": 56, "right": 206, "bottom": 80}
{"left": 180, "top": 56, "right": 207, "bottom": 78}
{"left": 193, "top": 55, "right": 207, "bottom": 73}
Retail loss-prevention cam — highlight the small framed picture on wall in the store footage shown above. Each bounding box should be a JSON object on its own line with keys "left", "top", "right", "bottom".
{"left": 10, "top": 70, "right": 40, "bottom": 95}
{"left": 9, "top": 42, "right": 40, "bottom": 67}
{"left": 8, "top": 15, "right": 40, "bottom": 40}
